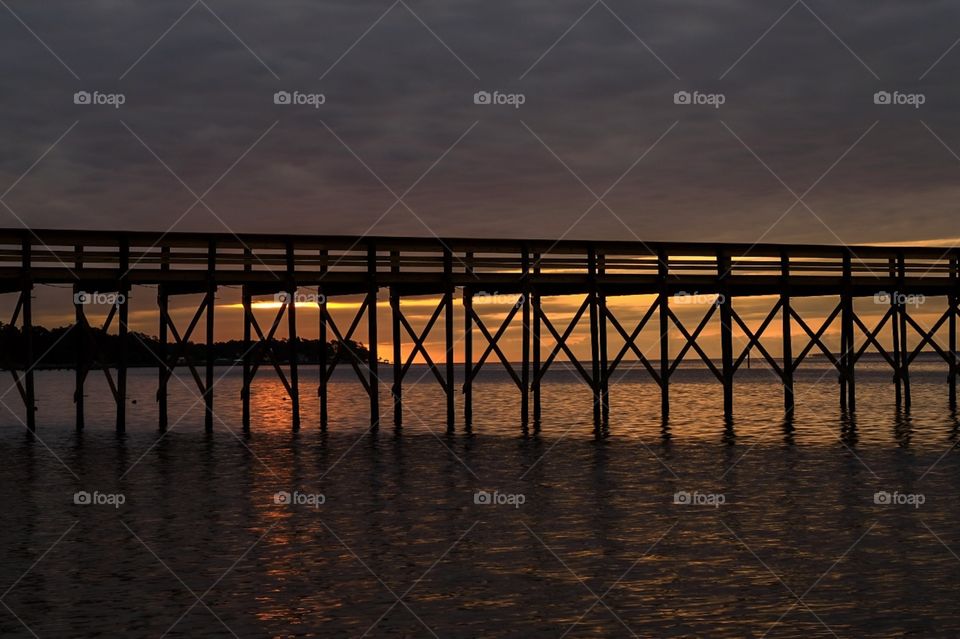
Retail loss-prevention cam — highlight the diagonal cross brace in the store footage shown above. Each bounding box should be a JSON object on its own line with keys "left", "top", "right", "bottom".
{"left": 605, "top": 298, "right": 661, "bottom": 384}
{"left": 323, "top": 296, "right": 372, "bottom": 395}
{"left": 668, "top": 305, "right": 723, "bottom": 381}
{"left": 397, "top": 297, "right": 450, "bottom": 392}
{"left": 248, "top": 301, "right": 294, "bottom": 397}
{"left": 468, "top": 299, "right": 524, "bottom": 391}
{"left": 731, "top": 301, "right": 784, "bottom": 377}
{"left": 537, "top": 297, "right": 594, "bottom": 389}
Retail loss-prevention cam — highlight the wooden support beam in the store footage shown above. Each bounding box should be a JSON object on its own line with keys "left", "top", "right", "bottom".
{"left": 898, "top": 253, "right": 911, "bottom": 410}
{"left": 390, "top": 252, "right": 402, "bottom": 429}
{"left": 890, "top": 273, "right": 903, "bottom": 407}
{"left": 444, "top": 249, "right": 455, "bottom": 432}
{"left": 521, "top": 248, "right": 531, "bottom": 432}
{"left": 781, "top": 253, "right": 794, "bottom": 415}
{"left": 367, "top": 244, "right": 380, "bottom": 431}
{"left": 286, "top": 241, "right": 300, "bottom": 433}
{"left": 21, "top": 238, "right": 35, "bottom": 432}
{"left": 205, "top": 240, "right": 216, "bottom": 433}
{"left": 462, "top": 297, "right": 474, "bottom": 428}
{"left": 390, "top": 286, "right": 402, "bottom": 429}
{"left": 319, "top": 287, "right": 328, "bottom": 430}
{"left": 841, "top": 251, "right": 856, "bottom": 413}
{"left": 242, "top": 249, "right": 253, "bottom": 432}
{"left": 319, "top": 249, "right": 328, "bottom": 430}
{"left": 532, "top": 254, "right": 541, "bottom": 431}
{"left": 718, "top": 251, "right": 734, "bottom": 419}
{"left": 157, "top": 287, "right": 168, "bottom": 431}
{"left": 157, "top": 246, "right": 169, "bottom": 431}
{"left": 116, "top": 239, "right": 129, "bottom": 434}
{"left": 588, "top": 248, "right": 601, "bottom": 428}
{"left": 598, "top": 253, "right": 609, "bottom": 426}
{"left": 951, "top": 257, "right": 958, "bottom": 410}
{"left": 659, "top": 250, "right": 670, "bottom": 422}
{"left": 75, "top": 245, "right": 85, "bottom": 431}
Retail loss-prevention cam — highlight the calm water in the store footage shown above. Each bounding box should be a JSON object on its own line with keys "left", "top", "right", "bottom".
{"left": 1, "top": 363, "right": 959, "bottom": 637}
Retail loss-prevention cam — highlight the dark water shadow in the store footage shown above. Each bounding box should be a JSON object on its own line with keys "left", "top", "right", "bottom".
{"left": 893, "top": 409, "right": 913, "bottom": 448}
{"left": 840, "top": 410, "right": 858, "bottom": 447}
{"left": 781, "top": 415, "right": 796, "bottom": 447}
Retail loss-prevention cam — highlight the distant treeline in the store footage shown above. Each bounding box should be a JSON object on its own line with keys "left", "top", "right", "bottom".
{"left": 0, "top": 322, "right": 373, "bottom": 369}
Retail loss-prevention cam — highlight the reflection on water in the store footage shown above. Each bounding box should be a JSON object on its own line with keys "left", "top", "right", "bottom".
{"left": 0, "top": 364, "right": 959, "bottom": 637}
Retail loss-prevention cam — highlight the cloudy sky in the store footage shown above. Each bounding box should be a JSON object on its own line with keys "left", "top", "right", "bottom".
{"left": 3, "top": 0, "right": 960, "bottom": 246}
{"left": 3, "top": 0, "right": 960, "bottom": 357}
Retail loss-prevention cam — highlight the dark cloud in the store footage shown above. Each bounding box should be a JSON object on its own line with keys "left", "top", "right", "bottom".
{"left": 1, "top": 0, "right": 960, "bottom": 245}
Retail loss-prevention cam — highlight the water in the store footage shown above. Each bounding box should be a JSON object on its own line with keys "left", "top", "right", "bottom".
{"left": 1, "top": 363, "right": 959, "bottom": 637}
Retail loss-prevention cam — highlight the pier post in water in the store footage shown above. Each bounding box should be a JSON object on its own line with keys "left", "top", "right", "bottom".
{"left": 950, "top": 257, "right": 958, "bottom": 410}
{"left": 718, "top": 250, "right": 734, "bottom": 420}
{"left": 21, "top": 237, "right": 35, "bottom": 432}
{"left": 897, "top": 252, "right": 911, "bottom": 410}
{"left": 75, "top": 245, "right": 86, "bottom": 430}
{"left": 285, "top": 240, "right": 300, "bottom": 433}
{"left": 445, "top": 249, "right": 455, "bottom": 432}
{"left": 463, "top": 253, "right": 474, "bottom": 430}
{"left": 598, "top": 252, "right": 609, "bottom": 426}
{"left": 658, "top": 249, "right": 670, "bottom": 421}
{"left": 319, "top": 249, "right": 328, "bottom": 429}
{"left": 532, "top": 254, "right": 542, "bottom": 430}
{"left": 521, "top": 248, "right": 531, "bottom": 431}
{"left": 116, "top": 238, "right": 129, "bottom": 434}
{"left": 890, "top": 257, "right": 902, "bottom": 408}
{"left": 390, "top": 288, "right": 402, "bottom": 429}
{"left": 841, "top": 251, "right": 856, "bottom": 413}
{"left": 367, "top": 244, "right": 379, "bottom": 431}
{"left": 588, "top": 247, "right": 601, "bottom": 427}
{"left": 205, "top": 240, "right": 216, "bottom": 432}
{"left": 780, "top": 252, "right": 795, "bottom": 415}
{"left": 242, "top": 248, "right": 253, "bottom": 432}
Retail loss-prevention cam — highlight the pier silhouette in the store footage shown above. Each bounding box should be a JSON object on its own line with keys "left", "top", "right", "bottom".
{"left": 0, "top": 229, "right": 956, "bottom": 432}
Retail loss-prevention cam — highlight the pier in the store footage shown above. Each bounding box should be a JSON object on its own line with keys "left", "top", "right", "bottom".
{"left": 0, "top": 228, "right": 956, "bottom": 432}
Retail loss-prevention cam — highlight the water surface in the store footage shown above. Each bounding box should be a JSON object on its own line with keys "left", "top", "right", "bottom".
{"left": 1, "top": 363, "right": 958, "bottom": 637}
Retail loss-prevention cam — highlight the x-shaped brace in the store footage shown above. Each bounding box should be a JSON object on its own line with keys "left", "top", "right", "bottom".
{"left": 248, "top": 300, "right": 294, "bottom": 397}
{"left": 468, "top": 298, "right": 523, "bottom": 390}
{"left": 852, "top": 307, "right": 896, "bottom": 368}
{"left": 323, "top": 296, "right": 372, "bottom": 394}
{"left": 396, "top": 297, "right": 450, "bottom": 393}
{"left": 731, "top": 301, "right": 784, "bottom": 378}
{"left": 160, "top": 294, "right": 211, "bottom": 396}
{"left": 76, "top": 298, "right": 122, "bottom": 403}
{"left": 904, "top": 305, "right": 956, "bottom": 365}
{"left": 605, "top": 298, "right": 661, "bottom": 384}
{"left": 668, "top": 304, "right": 723, "bottom": 381}
{"left": 537, "top": 296, "right": 594, "bottom": 389}
{"left": 791, "top": 303, "right": 843, "bottom": 370}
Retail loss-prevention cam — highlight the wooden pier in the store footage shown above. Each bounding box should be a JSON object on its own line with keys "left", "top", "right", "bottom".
{"left": 0, "top": 228, "right": 957, "bottom": 432}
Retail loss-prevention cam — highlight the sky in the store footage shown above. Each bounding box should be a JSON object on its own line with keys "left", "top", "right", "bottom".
{"left": 2, "top": 0, "right": 960, "bottom": 360}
